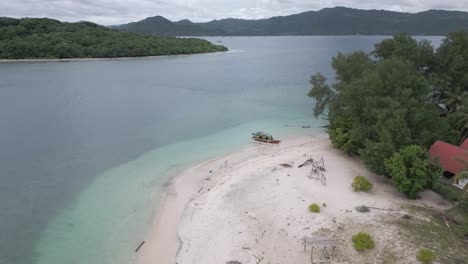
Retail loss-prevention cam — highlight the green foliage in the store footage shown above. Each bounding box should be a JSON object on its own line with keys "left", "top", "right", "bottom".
{"left": 384, "top": 145, "right": 442, "bottom": 199}
{"left": 308, "top": 203, "right": 320, "bottom": 213}
{"left": 307, "top": 72, "right": 335, "bottom": 118}
{"left": 373, "top": 33, "right": 435, "bottom": 74}
{"left": 352, "top": 176, "right": 373, "bottom": 192}
{"left": 435, "top": 31, "right": 468, "bottom": 96}
{"left": 328, "top": 115, "right": 357, "bottom": 154}
{"left": 433, "top": 182, "right": 466, "bottom": 202}
{"left": 416, "top": 249, "right": 436, "bottom": 263}
{"left": 308, "top": 33, "right": 462, "bottom": 183}
{"left": 352, "top": 232, "right": 375, "bottom": 252}
{"left": 0, "top": 17, "right": 227, "bottom": 59}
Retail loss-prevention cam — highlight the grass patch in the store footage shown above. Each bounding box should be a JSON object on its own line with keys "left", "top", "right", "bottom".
{"left": 433, "top": 182, "right": 467, "bottom": 202}
{"left": 352, "top": 176, "right": 373, "bottom": 192}
{"left": 416, "top": 249, "right": 436, "bottom": 263}
{"left": 391, "top": 205, "right": 468, "bottom": 263}
{"left": 309, "top": 203, "right": 320, "bottom": 213}
{"left": 352, "top": 232, "right": 375, "bottom": 252}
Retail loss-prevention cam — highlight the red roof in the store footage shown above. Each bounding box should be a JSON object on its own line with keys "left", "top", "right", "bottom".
{"left": 429, "top": 140, "right": 468, "bottom": 174}
{"left": 461, "top": 139, "right": 468, "bottom": 150}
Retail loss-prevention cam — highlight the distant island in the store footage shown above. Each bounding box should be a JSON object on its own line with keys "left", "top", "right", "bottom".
{"left": 115, "top": 6, "right": 468, "bottom": 36}
{"left": 0, "top": 17, "right": 227, "bottom": 60}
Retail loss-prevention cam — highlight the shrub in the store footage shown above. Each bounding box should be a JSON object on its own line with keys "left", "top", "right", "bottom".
{"left": 308, "top": 203, "right": 320, "bottom": 213}
{"left": 352, "top": 232, "right": 375, "bottom": 252}
{"left": 433, "top": 182, "right": 464, "bottom": 202}
{"left": 416, "top": 249, "right": 436, "bottom": 263}
{"left": 384, "top": 145, "right": 442, "bottom": 199}
{"left": 352, "top": 176, "right": 374, "bottom": 192}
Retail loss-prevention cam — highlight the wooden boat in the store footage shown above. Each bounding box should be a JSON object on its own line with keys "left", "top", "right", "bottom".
{"left": 252, "top": 138, "right": 281, "bottom": 144}
{"left": 251, "top": 131, "right": 281, "bottom": 144}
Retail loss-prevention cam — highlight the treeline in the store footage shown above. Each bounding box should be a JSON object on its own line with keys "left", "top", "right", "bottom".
{"left": 116, "top": 7, "right": 468, "bottom": 36}
{"left": 0, "top": 17, "right": 227, "bottom": 59}
{"left": 309, "top": 31, "right": 468, "bottom": 198}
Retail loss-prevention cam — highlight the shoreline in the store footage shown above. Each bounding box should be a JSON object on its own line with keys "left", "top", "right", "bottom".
{"left": 0, "top": 50, "right": 228, "bottom": 63}
{"left": 136, "top": 136, "right": 452, "bottom": 264}
{"left": 135, "top": 140, "right": 269, "bottom": 264}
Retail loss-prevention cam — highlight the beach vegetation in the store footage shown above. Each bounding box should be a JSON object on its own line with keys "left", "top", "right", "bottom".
{"left": 385, "top": 145, "right": 442, "bottom": 199}
{"left": 308, "top": 31, "right": 468, "bottom": 197}
{"left": 352, "top": 176, "right": 373, "bottom": 192}
{"left": 416, "top": 249, "right": 436, "bottom": 263}
{"left": 0, "top": 17, "right": 227, "bottom": 59}
{"left": 308, "top": 203, "right": 320, "bottom": 213}
{"left": 352, "top": 232, "right": 375, "bottom": 252}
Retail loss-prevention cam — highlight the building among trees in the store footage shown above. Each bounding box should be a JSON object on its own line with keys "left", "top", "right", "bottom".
{"left": 429, "top": 139, "right": 468, "bottom": 188}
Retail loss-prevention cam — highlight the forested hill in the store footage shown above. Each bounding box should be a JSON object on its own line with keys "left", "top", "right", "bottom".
{"left": 115, "top": 7, "right": 468, "bottom": 36}
{"left": 0, "top": 17, "right": 227, "bottom": 59}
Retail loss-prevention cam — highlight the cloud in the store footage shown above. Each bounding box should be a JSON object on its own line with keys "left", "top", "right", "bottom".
{"left": 1, "top": 0, "right": 468, "bottom": 25}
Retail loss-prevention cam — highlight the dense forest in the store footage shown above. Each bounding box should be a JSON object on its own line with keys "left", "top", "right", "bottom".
{"left": 0, "top": 17, "right": 227, "bottom": 59}
{"left": 116, "top": 7, "right": 468, "bottom": 36}
{"left": 308, "top": 31, "right": 468, "bottom": 199}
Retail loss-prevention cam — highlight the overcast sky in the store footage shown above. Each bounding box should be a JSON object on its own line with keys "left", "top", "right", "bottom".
{"left": 2, "top": 0, "right": 468, "bottom": 25}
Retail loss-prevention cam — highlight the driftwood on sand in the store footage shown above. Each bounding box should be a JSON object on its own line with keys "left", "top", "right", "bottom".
{"left": 135, "top": 241, "right": 145, "bottom": 252}
{"left": 355, "top": 205, "right": 400, "bottom": 213}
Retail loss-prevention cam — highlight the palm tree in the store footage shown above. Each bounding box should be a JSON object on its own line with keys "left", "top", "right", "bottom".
{"left": 442, "top": 88, "right": 468, "bottom": 113}
{"left": 451, "top": 101, "right": 468, "bottom": 143}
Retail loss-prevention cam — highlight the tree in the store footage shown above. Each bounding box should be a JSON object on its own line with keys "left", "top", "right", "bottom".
{"left": 307, "top": 72, "right": 335, "bottom": 118}
{"left": 0, "top": 17, "right": 228, "bottom": 59}
{"left": 442, "top": 88, "right": 468, "bottom": 113}
{"left": 434, "top": 30, "right": 468, "bottom": 95}
{"left": 373, "top": 33, "right": 435, "bottom": 75}
{"left": 384, "top": 145, "right": 442, "bottom": 199}
{"left": 308, "top": 34, "right": 457, "bottom": 175}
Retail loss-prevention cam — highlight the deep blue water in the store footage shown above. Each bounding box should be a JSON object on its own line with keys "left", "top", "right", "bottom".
{"left": 0, "top": 36, "right": 443, "bottom": 264}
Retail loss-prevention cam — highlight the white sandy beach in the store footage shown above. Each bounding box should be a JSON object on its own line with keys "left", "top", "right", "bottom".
{"left": 137, "top": 136, "right": 452, "bottom": 264}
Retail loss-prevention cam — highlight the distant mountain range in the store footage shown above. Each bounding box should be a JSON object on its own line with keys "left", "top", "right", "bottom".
{"left": 114, "top": 7, "right": 468, "bottom": 36}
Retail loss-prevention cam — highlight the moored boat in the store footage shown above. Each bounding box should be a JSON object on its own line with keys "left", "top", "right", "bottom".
{"left": 251, "top": 131, "right": 281, "bottom": 144}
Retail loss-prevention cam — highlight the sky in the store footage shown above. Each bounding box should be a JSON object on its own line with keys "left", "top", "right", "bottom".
{"left": 2, "top": 0, "right": 468, "bottom": 25}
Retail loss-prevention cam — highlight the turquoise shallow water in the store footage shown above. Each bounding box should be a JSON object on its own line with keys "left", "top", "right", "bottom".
{"left": 0, "top": 36, "right": 443, "bottom": 264}
{"left": 34, "top": 116, "right": 325, "bottom": 264}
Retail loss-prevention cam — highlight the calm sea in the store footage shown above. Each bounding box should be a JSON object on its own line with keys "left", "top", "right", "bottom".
{"left": 0, "top": 36, "right": 442, "bottom": 264}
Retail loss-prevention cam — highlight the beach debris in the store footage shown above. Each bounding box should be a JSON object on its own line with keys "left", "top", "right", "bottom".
{"left": 245, "top": 211, "right": 257, "bottom": 220}
{"left": 355, "top": 206, "right": 370, "bottom": 213}
{"left": 301, "top": 236, "right": 338, "bottom": 263}
{"left": 356, "top": 205, "right": 399, "bottom": 212}
{"left": 298, "top": 158, "right": 313, "bottom": 168}
{"left": 305, "top": 157, "right": 326, "bottom": 185}
{"left": 284, "top": 124, "right": 312, "bottom": 128}
{"left": 280, "top": 163, "right": 293, "bottom": 168}
{"left": 432, "top": 210, "right": 460, "bottom": 225}
{"left": 402, "top": 214, "right": 412, "bottom": 220}
{"left": 209, "top": 170, "right": 212, "bottom": 173}
{"left": 226, "top": 261, "right": 242, "bottom": 264}
{"left": 135, "top": 241, "right": 145, "bottom": 252}
{"left": 253, "top": 255, "right": 264, "bottom": 263}
{"left": 242, "top": 247, "right": 251, "bottom": 250}
{"left": 197, "top": 187, "right": 203, "bottom": 193}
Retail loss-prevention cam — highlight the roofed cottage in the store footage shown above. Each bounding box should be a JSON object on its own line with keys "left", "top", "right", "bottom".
{"left": 429, "top": 139, "right": 468, "bottom": 189}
